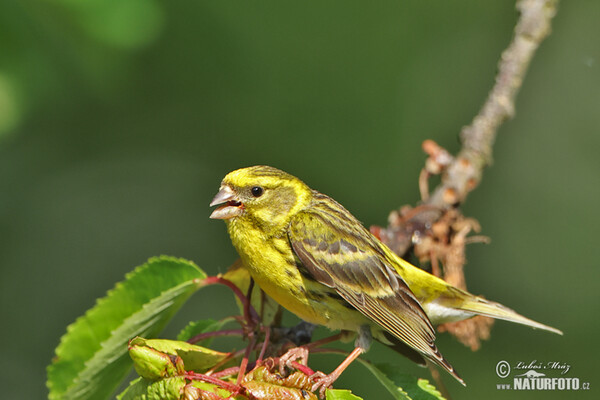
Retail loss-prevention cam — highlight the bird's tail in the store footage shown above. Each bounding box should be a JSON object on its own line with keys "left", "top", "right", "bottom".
{"left": 394, "top": 255, "right": 562, "bottom": 335}
{"left": 456, "top": 295, "right": 563, "bottom": 335}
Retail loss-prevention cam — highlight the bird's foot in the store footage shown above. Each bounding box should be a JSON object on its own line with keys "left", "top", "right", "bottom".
{"left": 310, "top": 371, "right": 339, "bottom": 399}
{"left": 278, "top": 346, "right": 309, "bottom": 375}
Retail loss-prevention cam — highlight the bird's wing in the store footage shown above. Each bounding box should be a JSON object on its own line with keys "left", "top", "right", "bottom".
{"left": 287, "top": 196, "right": 463, "bottom": 384}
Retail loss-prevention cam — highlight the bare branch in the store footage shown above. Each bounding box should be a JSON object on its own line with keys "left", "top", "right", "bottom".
{"left": 428, "top": 0, "right": 558, "bottom": 207}
{"left": 372, "top": 0, "right": 558, "bottom": 350}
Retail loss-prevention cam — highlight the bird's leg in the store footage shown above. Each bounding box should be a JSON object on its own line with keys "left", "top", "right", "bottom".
{"left": 310, "top": 326, "right": 371, "bottom": 398}
{"left": 310, "top": 347, "right": 365, "bottom": 398}
{"left": 278, "top": 332, "right": 344, "bottom": 375}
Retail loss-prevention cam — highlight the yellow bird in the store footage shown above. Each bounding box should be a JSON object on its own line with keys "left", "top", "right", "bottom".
{"left": 210, "top": 165, "right": 561, "bottom": 394}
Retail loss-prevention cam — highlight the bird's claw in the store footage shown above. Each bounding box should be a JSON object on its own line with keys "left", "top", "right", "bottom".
{"left": 310, "top": 371, "right": 335, "bottom": 399}
{"left": 278, "top": 346, "right": 309, "bottom": 375}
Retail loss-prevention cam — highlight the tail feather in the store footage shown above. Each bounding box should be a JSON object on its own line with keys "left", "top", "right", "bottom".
{"left": 458, "top": 296, "right": 563, "bottom": 335}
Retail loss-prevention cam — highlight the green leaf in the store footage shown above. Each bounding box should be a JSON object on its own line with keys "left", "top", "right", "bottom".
{"left": 130, "top": 337, "right": 230, "bottom": 373}
{"left": 176, "top": 317, "right": 233, "bottom": 346}
{"left": 117, "top": 370, "right": 235, "bottom": 400}
{"left": 117, "top": 376, "right": 186, "bottom": 400}
{"left": 242, "top": 381, "right": 319, "bottom": 400}
{"left": 326, "top": 389, "right": 364, "bottom": 400}
{"left": 188, "top": 381, "right": 237, "bottom": 400}
{"left": 374, "top": 363, "right": 444, "bottom": 400}
{"left": 128, "top": 339, "right": 186, "bottom": 381}
{"left": 47, "top": 256, "right": 207, "bottom": 400}
{"left": 357, "top": 360, "right": 445, "bottom": 400}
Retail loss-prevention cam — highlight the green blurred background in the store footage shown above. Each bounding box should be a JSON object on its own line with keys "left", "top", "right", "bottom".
{"left": 1, "top": 1, "right": 598, "bottom": 399}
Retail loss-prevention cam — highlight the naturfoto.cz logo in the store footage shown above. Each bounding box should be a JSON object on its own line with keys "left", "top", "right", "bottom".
{"left": 495, "top": 360, "right": 590, "bottom": 391}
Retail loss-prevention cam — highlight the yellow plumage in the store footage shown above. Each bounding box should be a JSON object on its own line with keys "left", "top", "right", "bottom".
{"left": 210, "top": 165, "right": 561, "bottom": 390}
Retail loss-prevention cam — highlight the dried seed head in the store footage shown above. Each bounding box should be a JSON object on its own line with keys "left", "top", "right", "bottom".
{"left": 443, "top": 187, "right": 459, "bottom": 205}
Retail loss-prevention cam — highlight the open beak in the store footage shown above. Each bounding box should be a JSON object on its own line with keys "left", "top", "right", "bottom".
{"left": 209, "top": 185, "right": 244, "bottom": 219}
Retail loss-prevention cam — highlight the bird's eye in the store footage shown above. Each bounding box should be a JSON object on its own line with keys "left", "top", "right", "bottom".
{"left": 251, "top": 186, "right": 264, "bottom": 197}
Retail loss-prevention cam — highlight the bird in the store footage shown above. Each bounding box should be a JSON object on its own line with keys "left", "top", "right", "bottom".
{"left": 209, "top": 165, "right": 562, "bottom": 395}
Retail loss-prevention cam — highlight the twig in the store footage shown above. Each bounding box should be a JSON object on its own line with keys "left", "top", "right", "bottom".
{"left": 376, "top": 0, "right": 558, "bottom": 271}
{"left": 373, "top": 0, "right": 558, "bottom": 349}
{"left": 428, "top": 0, "right": 558, "bottom": 207}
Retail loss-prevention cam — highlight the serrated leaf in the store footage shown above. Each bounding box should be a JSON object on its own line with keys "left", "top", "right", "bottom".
{"left": 176, "top": 317, "right": 233, "bottom": 346}
{"left": 356, "top": 360, "right": 445, "bottom": 400}
{"left": 117, "top": 376, "right": 186, "bottom": 400}
{"left": 415, "top": 379, "right": 445, "bottom": 400}
{"left": 326, "top": 389, "right": 363, "bottom": 400}
{"left": 47, "top": 256, "right": 207, "bottom": 400}
{"left": 373, "top": 363, "right": 444, "bottom": 400}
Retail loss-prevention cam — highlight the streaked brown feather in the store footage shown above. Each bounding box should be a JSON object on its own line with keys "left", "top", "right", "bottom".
{"left": 288, "top": 191, "right": 464, "bottom": 384}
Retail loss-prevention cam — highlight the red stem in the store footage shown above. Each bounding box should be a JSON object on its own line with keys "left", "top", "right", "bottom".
{"left": 201, "top": 276, "right": 260, "bottom": 324}
{"left": 237, "top": 335, "right": 257, "bottom": 385}
{"left": 185, "top": 371, "right": 241, "bottom": 393}
{"left": 244, "top": 278, "right": 255, "bottom": 325}
{"left": 299, "top": 332, "right": 343, "bottom": 351}
{"left": 256, "top": 326, "right": 270, "bottom": 363}
{"left": 290, "top": 361, "right": 315, "bottom": 376}
{"left": 310, "top": 347, "right": 348, "bottom": 355}
{"left": 210, "top": 366, "right": 240, "bottom": 379}
{"left": 187, "top": 329, "right": 243, "bottom": 344}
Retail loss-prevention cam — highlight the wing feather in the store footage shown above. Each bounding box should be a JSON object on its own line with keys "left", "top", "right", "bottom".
{"left": 288, "top": 192, "right": 464, "bottom": 385}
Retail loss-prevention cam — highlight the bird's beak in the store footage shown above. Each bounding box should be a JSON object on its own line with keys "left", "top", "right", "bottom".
{"left": 209, "top": 185, "right": 244, "bottom": 219}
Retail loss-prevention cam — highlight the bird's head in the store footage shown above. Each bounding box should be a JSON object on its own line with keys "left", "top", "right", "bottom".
{"left": 210, "top": 166, "right": 312, "bottom": 230}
